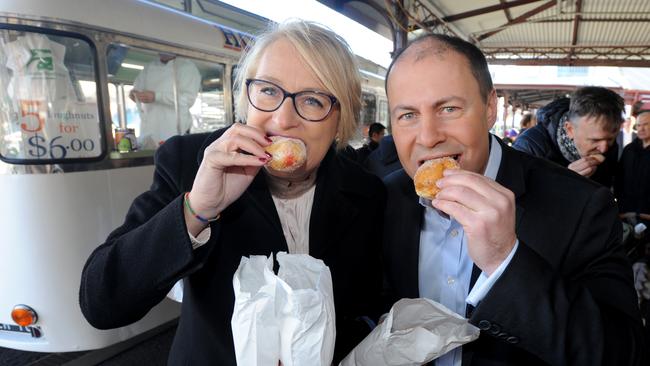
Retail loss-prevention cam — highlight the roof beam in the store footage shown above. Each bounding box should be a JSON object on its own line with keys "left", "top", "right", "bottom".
{"left": 568, "top": 0, "right": 582, "bottom": 62}
{"left": 571, "top": 0, "right": 582, "bottom": 46}
{"left": 487, "top": 58, "right": 650, "bottom": 67}
{"left": 441, "top": 0, "right": 544, "bottom": 22}
{"left": 476, "top": 1, "right": 556, "bottom": 42}
{"left": 499, "top": 0, "right": 514, "bottom": 22}
{"left": 536, "top": 18, "right": 650, "bottom": 22}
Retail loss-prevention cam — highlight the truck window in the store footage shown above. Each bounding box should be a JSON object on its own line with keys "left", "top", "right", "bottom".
{"left": 0, "top": 29, "right": 102, "bottom": 162}
{"left": 106, "top": 44, "right": 226, "bottom": 152}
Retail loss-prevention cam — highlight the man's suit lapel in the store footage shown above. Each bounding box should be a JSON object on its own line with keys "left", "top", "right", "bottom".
{"left": 463, "top": 139, "right": 528, "bottom": 366}
{"left": 466, "top": 138, "right": 528, "bottom": 289}
{"left": 494, "top": 138, "right": 527, "bottom": 229}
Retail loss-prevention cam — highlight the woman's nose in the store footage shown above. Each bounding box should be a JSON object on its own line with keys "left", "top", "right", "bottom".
{"left": 272, "top": 98, "right": 301, "bottom": 129}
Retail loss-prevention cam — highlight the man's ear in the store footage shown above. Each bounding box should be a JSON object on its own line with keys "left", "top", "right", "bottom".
{"left": 486, "top": 89, "right": 498, "bottom": 130}
{"left": 564, "top": 120, "right": 575, "bottom": 139}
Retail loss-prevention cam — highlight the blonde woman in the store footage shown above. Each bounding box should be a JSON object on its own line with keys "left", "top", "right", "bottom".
{"left": 80, "top": 20, "right": 384, "bottom": 365}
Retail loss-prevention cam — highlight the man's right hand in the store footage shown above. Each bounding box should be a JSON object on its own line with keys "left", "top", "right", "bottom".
{"left": 567, "top": 153, "right": 605, "bottom": 177}
{"left": 184, "top": 124, "right": 272, "bottom": 234}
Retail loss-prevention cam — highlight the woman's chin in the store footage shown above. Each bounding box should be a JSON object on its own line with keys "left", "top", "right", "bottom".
{"left": 264, "top": 164, "right": 310, "bottom": 181}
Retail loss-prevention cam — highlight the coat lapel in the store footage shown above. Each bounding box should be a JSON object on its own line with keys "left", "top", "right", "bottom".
{"left": 494, "top": 137, "right": 527, "bottom": 229}
{"left": 391, "top": 170, "right": 423, "bottom": 298}
{"left": 245, "top": 172, "right": 285, "bottom": 240}
{"left": 463, "top": 139, "right": 528, "bottom": 366}
{"left": 309, "top": 148, "right": 360, "bottom": 260}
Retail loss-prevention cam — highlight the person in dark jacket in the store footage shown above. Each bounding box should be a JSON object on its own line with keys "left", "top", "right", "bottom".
{"left": 363, "top": 134, "right": 402, "bottom": 178}
{"left": 355, "top": 122, "right": 385, "bottom": 164}
{"left": 616, "top": 108, "right": 650, "bottom": 221}
{"left": 79, "top": 21, "right": 384, "bottom": 365}
{"left": 513, "top": 87, "right": 623, "bottom": 188}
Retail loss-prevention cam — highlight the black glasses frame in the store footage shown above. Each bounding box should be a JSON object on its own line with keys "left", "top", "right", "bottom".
{"left": 245, "top": 78, "right": 338, "bottom": 122}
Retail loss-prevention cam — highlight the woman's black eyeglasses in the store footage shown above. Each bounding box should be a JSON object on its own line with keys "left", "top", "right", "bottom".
{"left": 246, "top": 78, "right": 338, "bottom": 122}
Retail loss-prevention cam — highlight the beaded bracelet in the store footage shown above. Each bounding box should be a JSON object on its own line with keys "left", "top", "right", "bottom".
{"left": 184, "top": 192, "right": 220, "bottom": 223}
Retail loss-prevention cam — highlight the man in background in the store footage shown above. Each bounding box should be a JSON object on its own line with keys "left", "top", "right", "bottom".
{"left": 356, "top": 122, "right": 385, "bottom": 164}
{"left": 513, "top": 87, "right": 623, "bottom": 188}
{"left": 130, "top": 53, "right": 201, "bottom": 150}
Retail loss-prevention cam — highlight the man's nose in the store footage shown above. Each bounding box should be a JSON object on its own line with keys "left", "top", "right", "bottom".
{"left": 415, "top": 114, "right": 444, "bottom": 147}
{"left": 596, "top": 140, "right": 609, "bottom": 153}
{"left": 272, "top": 98, "right": 301, "bottom": 129}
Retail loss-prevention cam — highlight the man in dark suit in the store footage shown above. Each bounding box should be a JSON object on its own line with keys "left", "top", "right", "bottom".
{"left": 383, "top": 33, "right": 645, "bottom": 365}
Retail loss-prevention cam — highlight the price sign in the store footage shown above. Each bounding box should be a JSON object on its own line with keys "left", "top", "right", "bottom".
{"left": 2, "top": 99, "right": 102, "bottom": 160}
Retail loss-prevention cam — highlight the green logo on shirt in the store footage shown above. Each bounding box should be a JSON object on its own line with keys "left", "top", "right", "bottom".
{"left": 26, "top": 49, "right": 54, "bottom": 71}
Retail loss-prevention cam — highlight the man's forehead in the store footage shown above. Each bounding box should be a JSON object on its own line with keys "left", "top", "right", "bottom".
{"left": 575, "top": 114, "right": 620, "bottom": 135}
{"left": 404, "top": 39, "right": 450, "bottom": 62}
{"left": 637, "top": 112, "right": 650, "bottom": 123}
{"left": 388, "top": 40, "right": 466, "bottom": 85}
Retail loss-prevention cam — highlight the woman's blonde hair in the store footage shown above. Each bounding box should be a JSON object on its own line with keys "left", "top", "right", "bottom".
{"left": 233, "top": 20, "right": 361, "bottom": 149}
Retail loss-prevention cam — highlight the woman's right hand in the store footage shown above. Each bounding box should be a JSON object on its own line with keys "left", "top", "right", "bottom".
{"left": 185, "top": 124, "right": 271, "bottom": 232}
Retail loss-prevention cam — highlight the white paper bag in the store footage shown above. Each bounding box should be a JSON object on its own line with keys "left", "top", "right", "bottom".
{"left": 276, "top": 252, "right": 336, "bottom": 366}
{"left": 231, "top": 252, "right": 336, "bottom": 366}
{"left": 231, "top": 254, "right": 280, "bottom": 366}
{"left": 340, "top": 298, "right": 480, "bottom": 366}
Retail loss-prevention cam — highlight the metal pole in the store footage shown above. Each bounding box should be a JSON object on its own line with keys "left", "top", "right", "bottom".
{"left": 392, "top": 0, "right": 409, "bottom": 56}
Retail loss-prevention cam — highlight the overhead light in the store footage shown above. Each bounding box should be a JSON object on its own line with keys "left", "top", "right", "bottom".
{"left": 121, "top": 63, "right": 144, "bottom": 70}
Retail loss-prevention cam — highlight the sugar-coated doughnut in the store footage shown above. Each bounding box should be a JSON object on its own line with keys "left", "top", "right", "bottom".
{"left": 414, "top": 157, "right": 460, "bottom": 200}
{"left": 265, "top": 136, "right": 307, "bottom": 172}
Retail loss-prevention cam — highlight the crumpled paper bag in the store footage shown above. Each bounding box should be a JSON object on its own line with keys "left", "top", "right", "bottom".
{"left": 231, "top": 252, "right": 336, "bottom": 366}
{"left": 276, "top": 252, "right": 336, "bottom": 366}
{"left": 231, "top": 254, "right": 280, "bottom": 365}
{"left": 340, "top": 298, "right": 480, "bottom": 366}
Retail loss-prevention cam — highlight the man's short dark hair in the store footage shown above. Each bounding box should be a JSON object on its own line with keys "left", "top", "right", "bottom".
{"left": 386, "top": 33, "right": 494, "bottom": 101}
{"left": 568, "top": 87, "right": 624, "bottom": 130}
{"left": 368, "top": 122, "right": 385, "bottom": 137}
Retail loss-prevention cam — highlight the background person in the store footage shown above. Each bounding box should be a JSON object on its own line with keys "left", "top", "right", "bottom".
{"left": 80, "top": 21, "right": 384, "bottom": 365}
{"left": 382, "top": 33, "right": 644, "bottom": 365}
{"left": 513, "top": 87, "right": 624, "bottom": 188}
{"left": 364, "top": 134, "right": 402, "bottom": 178}
{"left": 518, "top": 112, "right": 536, "bottom": 134}
{"left": 617, "top": 117, "right": 637, "bottom": 160}
{"left": 356, "top": 122, "right": 385, "bottom": 163}
{"left": 616, "top": 108, "right": 650, "bottom": 227}
{"left": 130, "top": 53, "right": 201, "bottom": 149}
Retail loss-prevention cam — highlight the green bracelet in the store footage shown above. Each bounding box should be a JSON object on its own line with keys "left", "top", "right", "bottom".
{"left": 184, "top": 192, "right": 220, "bottom": 223}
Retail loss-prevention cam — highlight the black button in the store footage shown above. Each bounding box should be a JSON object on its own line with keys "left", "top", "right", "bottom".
{"left": 496, "top": 332, "right": 509, "bottom": 339}
{"left": 478, "top": 320, "right": 491, "bottom": 330}
{"left": 488, "top": 323, "right": 502, "bottom": 335}
{"left": 506, "top": 336, "right": 520, "bottom": 344}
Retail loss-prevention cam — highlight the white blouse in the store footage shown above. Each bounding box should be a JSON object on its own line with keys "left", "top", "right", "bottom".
{"left": 266, "top": 172, "right": 317, "bottom": 255}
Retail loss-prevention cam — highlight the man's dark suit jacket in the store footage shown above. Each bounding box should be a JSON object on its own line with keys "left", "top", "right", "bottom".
{"left": 79, "top": 129, "right": 385, "bottom": 365}
{"left": 383, "top": 137, "right": 644, "bottom": 366}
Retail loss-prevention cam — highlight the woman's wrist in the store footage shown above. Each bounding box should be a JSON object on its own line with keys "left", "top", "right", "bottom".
{"left": 184, "top": 192, "right": 220, "bottom": 223}
{"left": 183, "top": 192, "right": 219, "bottom": 236}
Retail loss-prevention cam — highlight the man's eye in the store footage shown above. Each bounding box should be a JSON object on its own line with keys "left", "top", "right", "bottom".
{"left": 399, "top": 112, "right": 414, "bottom": 120}
{"left": 441, "top": 106, "right": 459, "bottom": 114}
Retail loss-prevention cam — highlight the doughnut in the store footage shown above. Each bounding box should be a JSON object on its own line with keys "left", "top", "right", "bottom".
{"left": 414, "top": 157, "right": 459, "bottom": 200}
{"left": 265, "top": 136, "right": 307, "bottom": 172}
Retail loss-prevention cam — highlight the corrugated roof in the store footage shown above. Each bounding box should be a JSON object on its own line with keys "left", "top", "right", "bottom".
{"left": 320, "top": 0, "right": 650, "bottom": 67}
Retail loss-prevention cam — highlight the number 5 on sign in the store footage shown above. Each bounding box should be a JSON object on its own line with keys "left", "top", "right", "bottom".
{"left": 19, "top": 100, "right": 45, "bottom": 132}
